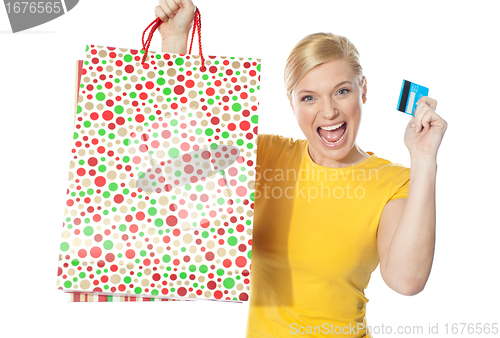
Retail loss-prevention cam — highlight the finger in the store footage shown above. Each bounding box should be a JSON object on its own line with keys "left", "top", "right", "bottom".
{"left": 416, "top": 96, "right": 437, "bottom": 110}
{"left": 421, "top": 111, "right": 432, "bottom": 133}
{"left": 413, "top": 105, "right": 434, "bottom": 133}
{"left": 167, "top": 0, "right": 182, "bottom": 14}
{"left": 175, "top": 0, "right": 196, "bottom": 13}
{"left": 160, "top": 0, "right": 176, "bottom": 20}
{"left": 154, "top": 5, "right": 169, "bottom": 22}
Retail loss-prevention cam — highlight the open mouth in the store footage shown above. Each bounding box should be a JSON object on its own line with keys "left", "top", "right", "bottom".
{"left": 317, "top": 122, "right": 347, "bottom": 145}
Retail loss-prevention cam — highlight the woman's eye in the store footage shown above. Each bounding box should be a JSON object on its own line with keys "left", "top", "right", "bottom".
{"left": 301, "top": 95, "right": 314, "bottom": 101}
{"left": 338, "top": 88, "right": 350, "bottom": 95}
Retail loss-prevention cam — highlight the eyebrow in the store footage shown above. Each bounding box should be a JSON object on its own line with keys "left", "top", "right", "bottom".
{"left": 297, "top": 80, "right": 352, "bottom": 95}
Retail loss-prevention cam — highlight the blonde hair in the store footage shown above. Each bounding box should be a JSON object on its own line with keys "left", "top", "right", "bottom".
{"left": 284, "top": 32, "right": 364, "bottom": 99}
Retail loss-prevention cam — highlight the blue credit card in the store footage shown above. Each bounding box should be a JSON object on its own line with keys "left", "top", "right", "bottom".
{"left": 397, "top": 79, "right": 429, "bottom": 116}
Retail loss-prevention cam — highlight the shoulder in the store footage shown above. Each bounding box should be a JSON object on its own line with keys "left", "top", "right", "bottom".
{"left": 257, "top": 133, "right": 306, "bottom": 158}
{"left": 369, "top": 153, "right": 410, "bottom": 175}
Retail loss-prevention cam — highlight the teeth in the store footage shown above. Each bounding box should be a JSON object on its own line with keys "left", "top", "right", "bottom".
{"left": 318, "top": 126, "right": 347, "bottom": 145}
{"left": 320, "top": 122, "right": 345, "bottom": 131}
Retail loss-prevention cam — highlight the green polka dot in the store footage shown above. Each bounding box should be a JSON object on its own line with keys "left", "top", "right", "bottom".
{"left": 163, "top": 87, "right": 171, "bottom": 95}
{"left": 148, "top": 207, "right": 157, "bottom": 216}
{"left": 169, "top": 148, "right": 180, "bottom": 158}
{"left": 247, "top": 250, "right": 252, "bottom": 259}
{"left": 157, "top": 78, "right": 165, "bottom": 86}
{"left": 251, "top": 115, "right": 259, "bottom": 124}
{"left": 227, "top": 236, "right": 238, "bottom": 246}
{"left": 134, "top": 287, "right": 142, "bottom": 294}
{"left": 124, "top": 276, "right": 131, "bottom": 283}
{"left": 115, "top": 105, "right": 124, "bottom": 114}
{"left": 154, "top": 218, "right": 164, "bottom": 227}
{"left": 162, "top": 254, "right": 171, "bottom": 263}
{"left": 217, "top": 268, "right": 225, "bottom": 276}
{"left": 175, "top": 58, "right": 184, "bottom": 66}
{"left": 103, "top": 240, "right": 113, "bottom": 250}
{"left": 205, "top": 128, "right": 214, "bottom": 136}
{"left": 71, "top": 259, "right": 79, "bottom": 266}
{"left": 199, "top": 265, "right": 208, "bottom": 273}
{"left": 96, "top": 92, "right": 106, "bottom": 101}
{"left": 124, "top": 55, "right": 133, "bottom": 62}
{"left": 64, "top": 281, "right": 72, "bottom": 288}
{"left": 109, "top": 182, "right": 118, "bottom": 191}
{"left": 83, "top": 226, "right": 94, "bottom": 236}
{"left": 232, "top": 103, "right": 242, "bottom": 112}
{"left": 223, "top": 277, "right": 235, "bottom": 289}
{"left": 60, "top": 242, "right": 69, "bottom": 251}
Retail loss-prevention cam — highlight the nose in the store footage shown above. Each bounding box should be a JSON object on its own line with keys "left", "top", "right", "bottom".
{"left": 318, "top": 98, "right": 338, "bottom": 119}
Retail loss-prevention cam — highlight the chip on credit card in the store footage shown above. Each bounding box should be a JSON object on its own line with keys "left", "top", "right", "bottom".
{"left": 397, "top": 79, "right": 429, "bottom": 116}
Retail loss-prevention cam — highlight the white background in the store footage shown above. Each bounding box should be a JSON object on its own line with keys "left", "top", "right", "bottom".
{"left": 1, "top": 0, "right": 499, "bottom": 337}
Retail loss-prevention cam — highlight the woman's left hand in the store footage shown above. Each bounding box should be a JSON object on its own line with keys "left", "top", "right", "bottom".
{"left": 404, "top": 96, "right": 448, "bottom": 159}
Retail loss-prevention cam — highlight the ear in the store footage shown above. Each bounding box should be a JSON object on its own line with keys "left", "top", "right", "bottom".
{"left": 361, "top": 76, "right": 367, "bottom": 104}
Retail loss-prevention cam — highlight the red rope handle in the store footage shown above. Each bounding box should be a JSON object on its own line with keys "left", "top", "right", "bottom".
{"left": 141, "top": 7, "right": 205, "bottom": 72}
{"left": 188, "top": 8, "right": 206, "bottom": 71}
{"left": 141, "top": 17, "right": 162, "bottom": 65}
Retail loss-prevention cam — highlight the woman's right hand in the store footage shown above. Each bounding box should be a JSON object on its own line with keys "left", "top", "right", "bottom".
{"left": 154, "top": 0, "right": 196, "bottom": 53}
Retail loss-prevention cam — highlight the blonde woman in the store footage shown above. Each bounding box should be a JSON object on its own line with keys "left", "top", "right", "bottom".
{"left": 154, "top": 0, "right": 448, "bottom": 337}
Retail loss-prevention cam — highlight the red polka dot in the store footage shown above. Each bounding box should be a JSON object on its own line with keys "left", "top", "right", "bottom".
{"left": 125, "top": 65, "right": 134, "bottom": 73}
{"left": 207, "top": 281, "right": 216, "bottom": 290}
{"left": 125, "top": 249, "right": 135, "bottom": 259}
{"left": 114, "top": 194, "right": 124, "bottom": 203}
{"left": 105, "top": 253, "right": 115, "bottom": 262}
{"left": 174, "top": 85, "right": 185, "bottom": 95}
{"left": 95, "top": 176, "right": 106, "bottom": 187}
{"left": 235, "top": 256, "right": 247, "bottom": 267}
{"left": 206, "top": 88, "right": 215, "bottom": 96}
{"left": 90, "top": 246, "right": 102, "bottom": 258}
{"left": 240, "top": 120, "right": 250, "bottom": 131}
{"left": 214, "top": 290, "right": 223, "bottom": 299}
{"left": 166, "top": 216, "right": 178, "bottom": 226}
{"left": 205, "top": 251, "right": 214, "bottom": 261}
{"left": 77, "top": 168, "right": 86, "bottom": 176}
{"left": 177, "top": 287, "right": 187, "bottom": 297}
{"left": 200, "top": 218, "right": 210, "bottom": 228}
{"left": 78, "top": 249, "right": 87, "bottom": 258}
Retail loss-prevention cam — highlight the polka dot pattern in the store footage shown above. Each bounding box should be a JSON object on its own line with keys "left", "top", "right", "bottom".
{"left": 56, "top": 45, "right": 260, "bottom": 302}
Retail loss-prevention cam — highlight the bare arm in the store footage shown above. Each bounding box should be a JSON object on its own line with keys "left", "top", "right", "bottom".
{"left": 154, "top": 0, "right": 195, "bottom": 53}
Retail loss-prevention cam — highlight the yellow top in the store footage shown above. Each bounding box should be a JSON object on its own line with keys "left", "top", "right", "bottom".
{"left": 246, "top": 133, "right": 411, "bottom": 337}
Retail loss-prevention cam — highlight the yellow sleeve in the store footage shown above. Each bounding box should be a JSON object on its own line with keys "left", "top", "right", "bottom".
{"left": 256, "top": 133, "right": 271, "bottom": 161}
{"left": 388, "top": 167, "right": 411, "bottom": 202}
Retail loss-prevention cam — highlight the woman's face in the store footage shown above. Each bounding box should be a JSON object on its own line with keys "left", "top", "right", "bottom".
{"left": 289, "top": 58, "right": 367, "bottom": 168}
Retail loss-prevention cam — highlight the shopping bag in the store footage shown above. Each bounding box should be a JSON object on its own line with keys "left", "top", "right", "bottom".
{"left": 56, "top": 8, "right": 260, "bottom": 302}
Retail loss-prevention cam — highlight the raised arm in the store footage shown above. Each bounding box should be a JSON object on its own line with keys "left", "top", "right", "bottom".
{"left": 154, "top": 0, "right": 196, "bottom": 53}
{"left": 377, "top": 96, "right": 448, "bottom": 295}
